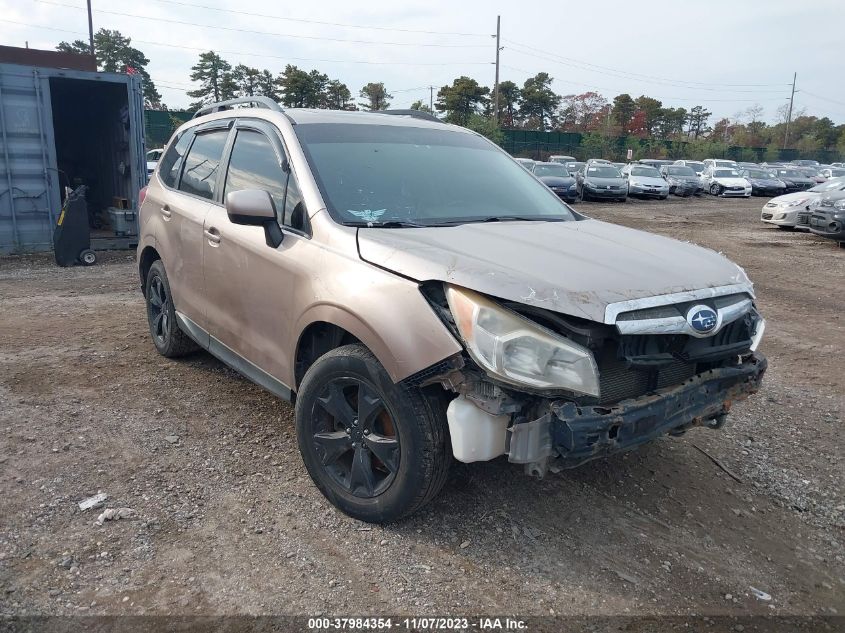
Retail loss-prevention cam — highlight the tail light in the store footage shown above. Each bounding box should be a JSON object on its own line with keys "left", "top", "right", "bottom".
{"left": 139, "top": 186, "right": 148, "bottom": 206}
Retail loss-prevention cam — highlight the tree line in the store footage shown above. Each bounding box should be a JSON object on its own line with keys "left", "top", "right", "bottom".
{"left": 57, "top": 31, "right": 845, "bottom": 155}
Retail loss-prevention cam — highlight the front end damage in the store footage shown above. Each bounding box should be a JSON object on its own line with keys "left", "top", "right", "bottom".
{"left": 416, "top": 282, "right": 768, "bottom": 477}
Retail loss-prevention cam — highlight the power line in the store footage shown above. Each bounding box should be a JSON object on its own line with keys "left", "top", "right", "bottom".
{"left": 34, "top": 0, "right": 490, "bottom": 48}
{"left": 800, "top": 90, "right": 845, "bottom": 109}
{"left": 500, "top": 64, "right": 789, "bottom": 104}
{"left": 3, "top": 20, "right": 492, "bottom": 66}
{"left": 141, "top": 0, "right": 491, "bottom": 37}
{"left": 503, "top": 38, "right": 792, "bottom": 92}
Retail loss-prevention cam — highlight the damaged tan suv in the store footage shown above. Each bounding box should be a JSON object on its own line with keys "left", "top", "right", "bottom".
{"left": 138, "top": 97, "right": 767, "bottom": 523}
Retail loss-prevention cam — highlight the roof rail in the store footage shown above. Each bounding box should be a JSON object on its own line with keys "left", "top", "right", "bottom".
{"left": 380, "top": 109, "right": 441, "bottom": 123}
{"left": 193, "top": 96, "right": 283, "bottom": 119}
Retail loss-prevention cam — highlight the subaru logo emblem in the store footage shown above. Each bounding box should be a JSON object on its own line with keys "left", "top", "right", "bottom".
{"left": 687, "top": 305, "right": 719, "bottom": 335}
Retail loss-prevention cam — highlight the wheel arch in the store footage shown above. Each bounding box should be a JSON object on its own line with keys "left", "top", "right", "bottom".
{"left": 138, "top": 245, "right": 161, "bottom": 297}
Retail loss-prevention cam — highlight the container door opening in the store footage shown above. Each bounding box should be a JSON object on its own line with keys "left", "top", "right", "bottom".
{"left": 49, "top": 77, "right": 139, "bottom": 250}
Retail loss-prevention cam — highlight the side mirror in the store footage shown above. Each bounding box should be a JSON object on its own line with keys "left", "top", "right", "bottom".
{"left": 226, "top": 189, "right": 283, "bottom": 248}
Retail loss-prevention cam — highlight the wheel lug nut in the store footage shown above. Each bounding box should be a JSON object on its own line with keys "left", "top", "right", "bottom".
{"left": 363, "top": 430, "right": 370, "bottom": 435}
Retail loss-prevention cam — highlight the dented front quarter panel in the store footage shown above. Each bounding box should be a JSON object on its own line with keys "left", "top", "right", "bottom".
{"left": 357, "top": 219, "right": 752, "bottom": 324}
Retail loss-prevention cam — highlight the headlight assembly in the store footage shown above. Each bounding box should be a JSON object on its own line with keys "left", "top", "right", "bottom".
{"left": 444, "top": 285, "right": 600, "bottom": 396}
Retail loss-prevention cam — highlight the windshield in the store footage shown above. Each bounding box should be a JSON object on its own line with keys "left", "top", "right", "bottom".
{"left": 830, "top": 169, "right": 845, "bottom": 177}
{"left": 687, "top": 162, "right": 704, "bottom": 171}
{"left": 533, "top": 164, "right": 570, "bottom": 177}
{"left": 715, "top": 161, "right": 737, "bottom": 168}
{"left": 777, "top": 170, "right": 802, "bottom": 178}
{"left": 809, "top": 179, "right": 845, "bottom": 192}
{"left": 584, "top": 166, "right": 621, "bottom": 178}
{"left": 666, "top": 166, "right": 695, "bottom": 176}
{"left": 294, "top": 123, "right": 577, "bottom": 225}
{"left": 745, "top": 170, "right": 773, "bottom": 178}
{"left": 715, "top": 169, "right": 740, "bottom": 177}
{"left": 630, "top": 166, "right": 661, "bottom": 177}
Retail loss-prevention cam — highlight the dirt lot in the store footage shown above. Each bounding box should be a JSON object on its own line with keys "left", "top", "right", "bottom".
{"left": 1, "top": 195, "right": 843, "bottom": 624}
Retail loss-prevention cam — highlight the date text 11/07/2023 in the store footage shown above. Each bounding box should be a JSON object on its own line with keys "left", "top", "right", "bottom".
{"left": 307, "top": 617, "right": 528, "bottom": 630}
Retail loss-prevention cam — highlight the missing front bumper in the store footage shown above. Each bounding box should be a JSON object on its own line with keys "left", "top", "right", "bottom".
{"left": 507, "top": 352, "right": 767, "bottom": 470}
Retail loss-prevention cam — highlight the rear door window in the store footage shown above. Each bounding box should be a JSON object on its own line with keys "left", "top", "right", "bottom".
{"left": 178, "top": 130, "right": 230, "bottom": 200}
{"left": 158, "top": 131, "right": 192, "bottom": 188}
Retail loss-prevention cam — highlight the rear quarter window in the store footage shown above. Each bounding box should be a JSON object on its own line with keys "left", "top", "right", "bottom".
{"left": 158, "top": 132, "right": 192, "bottom": 188}
{"left": 178, "top": 130, "right": 230, "bottom": 200}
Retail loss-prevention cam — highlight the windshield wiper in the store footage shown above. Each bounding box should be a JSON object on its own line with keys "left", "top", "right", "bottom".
{"left": 344, "top": 220, "right": 438, "bottom": 228}
{"left": 454, "top": 215, "right": 568, "bottom": 224}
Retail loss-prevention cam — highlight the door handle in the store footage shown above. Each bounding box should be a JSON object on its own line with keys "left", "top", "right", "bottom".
{"left": 204, "top": 227, "right": 221, "bottom": 246}
{"left": 160, "top": 204, "right": 172, "bottom": 219}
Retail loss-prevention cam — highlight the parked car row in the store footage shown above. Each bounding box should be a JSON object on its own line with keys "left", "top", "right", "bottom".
{"left": 760, "top": 176, "right": 845, "bottom": 246}
{"left": 517, "top": 155, "right": 844, "bottom": 205}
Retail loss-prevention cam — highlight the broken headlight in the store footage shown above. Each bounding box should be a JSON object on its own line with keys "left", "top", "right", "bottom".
{"left": 445, "top": 285, "right": 600, "bottom": 396}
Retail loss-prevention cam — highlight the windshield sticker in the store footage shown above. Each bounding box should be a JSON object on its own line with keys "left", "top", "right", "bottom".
{"left": 588, "top": 167, "right": 598, "bottom": 172}
{"left": 348, "top": 209, "right": 387, "bottom": 222}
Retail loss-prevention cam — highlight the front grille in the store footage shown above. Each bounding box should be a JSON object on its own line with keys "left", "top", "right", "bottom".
{"left": 596, "top": 352, "right": 696, "bottom": 405}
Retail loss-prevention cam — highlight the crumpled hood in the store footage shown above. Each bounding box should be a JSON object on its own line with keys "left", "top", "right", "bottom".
{"left": 357, "top": 219, "right": 750, "bottom": 323}
{"left": 713, "top": 177, "right": 749, "bottom": 187}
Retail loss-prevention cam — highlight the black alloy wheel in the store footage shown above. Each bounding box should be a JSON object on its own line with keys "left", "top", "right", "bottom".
{"left": 148, "top": 274, "right": 171, "bottom": 347}
{"left": 310, "top": 378, "right": 400, "bottom": 498}
{"left": 295, "top": 344, "right": 451, "bottom": 523}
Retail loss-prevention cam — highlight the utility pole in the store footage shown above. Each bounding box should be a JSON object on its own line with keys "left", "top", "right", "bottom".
{"left": 492, "top": 15, "right": 501, "bottom": 122}
{"left": 86, "top": 0, "right": 95, "bottom": 56}
{"left": 429, "top": 86, "right": 434, "bottom": 114}
{"left": 783, "top": 72, "right": 797, "bottom": 149}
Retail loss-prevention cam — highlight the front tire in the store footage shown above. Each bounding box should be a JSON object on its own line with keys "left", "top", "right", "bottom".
{"left": 295, "top": 344, "right": 451, "bottom": 523}
{"left": 145, "top": 260, "right": 198, "bottom": 358}
{"left": 710, "top": 183, "right": 722, "bottom": 196}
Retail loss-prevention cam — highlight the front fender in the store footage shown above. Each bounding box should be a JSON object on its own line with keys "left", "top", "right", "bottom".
{"left": 292, "top": 281, "right": 462, "bottom": 386}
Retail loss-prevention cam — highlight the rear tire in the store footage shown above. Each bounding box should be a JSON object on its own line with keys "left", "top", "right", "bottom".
{"left": 295, "top": 344, "right": 451, "bottom": 523}
{"left": 145, "top": 260, "right": 198, "bottom": 358}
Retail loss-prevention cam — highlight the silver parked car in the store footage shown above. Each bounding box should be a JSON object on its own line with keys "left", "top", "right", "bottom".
{"left": 621, "top": 164, "right": 670, "bottom": 199}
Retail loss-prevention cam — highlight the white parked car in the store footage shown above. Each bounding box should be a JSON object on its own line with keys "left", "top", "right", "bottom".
{"left": 700, "top": 167, "right": 752, "bottom": 197}
{"left": 146, "top": 148, "right": 164, "bottom": 177}
{"left": 759, "top": 178, "right": 845, "bottom": 230}
{"left": 674, "top": 159, "right": 706, "bottom": 175}
{"left": 703, "top": 158, "right": 740, "bottom": 172}
{"left": 760, "top": 192, "right": 820, "bottom": 230}
{"left": 514, "top": 157, "right": 535, "bottom": 171}
{"left": 820, "top": 167, "right": 845, "bottom": 180}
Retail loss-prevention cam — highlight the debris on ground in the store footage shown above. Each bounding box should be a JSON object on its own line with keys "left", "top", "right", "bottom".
{"left": 77, "top": 493, "right": 107, "bottom": 511}
{"left": 749, "top": 586, "right": 772, "bottom": 601}
{"left": 95, "top": 508, "right": 134, "bottom": 526}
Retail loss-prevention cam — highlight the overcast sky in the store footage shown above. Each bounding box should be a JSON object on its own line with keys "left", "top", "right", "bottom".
{"left": 4, "top": 0, "right": 845, "bottom": 123}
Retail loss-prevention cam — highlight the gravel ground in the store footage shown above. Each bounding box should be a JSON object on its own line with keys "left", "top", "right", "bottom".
{"left": 0, "top": 195, "right": 843, "bottom": 623}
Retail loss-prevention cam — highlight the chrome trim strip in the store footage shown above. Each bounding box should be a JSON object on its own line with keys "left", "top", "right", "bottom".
{"left": 615, "top": 298, "right": 752, "bottom": 337}
{"left": 614, "top": 297, "right": 753, "bottom": 337}
{"left": 603, "top": 283, "right": 754, "bottom": 324}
